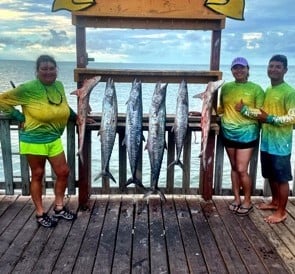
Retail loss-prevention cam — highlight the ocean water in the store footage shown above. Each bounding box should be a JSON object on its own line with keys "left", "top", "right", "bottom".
{"left": 0, "top": 60, "right": 295, "bottom": 190}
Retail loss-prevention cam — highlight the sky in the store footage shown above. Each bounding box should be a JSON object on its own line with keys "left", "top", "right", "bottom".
{"left": 0, "top": 0, "right": 294, "bottom": 66}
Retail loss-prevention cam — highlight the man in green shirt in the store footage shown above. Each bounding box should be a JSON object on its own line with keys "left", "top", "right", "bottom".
{"left": 237, "top": 54, "right": 295, "bottom": 223}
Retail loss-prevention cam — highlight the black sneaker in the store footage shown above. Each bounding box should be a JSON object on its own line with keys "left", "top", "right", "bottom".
{"left": 53, "top": 206, "right": 77, "bottom": 220}
{"left": 36, "top": 213, "right": 58, "bottom": 228}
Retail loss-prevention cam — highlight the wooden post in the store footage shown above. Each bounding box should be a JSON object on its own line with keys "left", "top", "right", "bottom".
{"left": 200, "top": 30, "right": 222, "bottom": 200}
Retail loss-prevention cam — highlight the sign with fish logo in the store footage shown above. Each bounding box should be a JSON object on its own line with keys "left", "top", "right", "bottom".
{"left": 51, "top": 0, "right": 245, "bottom": 20}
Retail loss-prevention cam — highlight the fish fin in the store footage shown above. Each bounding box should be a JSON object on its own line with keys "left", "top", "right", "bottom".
{"left": 122, "top": 137, "right": 126, "bottom": 146}
{"left": 143, "top": 187, "right": 166, "bottom": 202}
{"left": 77, "top": 150, "right": 84, "bottom": 165}
{"left": 168, "top": 159, "right": 184, "bottom": 170}
{"left": 193, "top": 92, "right": 204, "bottom": 99}
{"left": 125, "top": 177, "right": 145, "bottom": 189}
{"left": 94, "top": 170, "right": 117, "bottom": 183}
{"left": 164, "top": 141, "right": 168, "bottom": 150}
{"left": 142, "top": 134, "right": 146, "bottom": 142}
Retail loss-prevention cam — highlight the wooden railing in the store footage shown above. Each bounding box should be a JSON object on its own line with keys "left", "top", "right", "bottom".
{"left": 1, "top": 113, "right": 294, "bottom": 206}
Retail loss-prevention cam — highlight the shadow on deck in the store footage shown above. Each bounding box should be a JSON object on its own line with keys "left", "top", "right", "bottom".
{"left": 0, "top": 195, "right": 294, "bottom": 273}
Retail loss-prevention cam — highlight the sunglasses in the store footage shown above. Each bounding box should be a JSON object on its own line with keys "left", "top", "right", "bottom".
{"left": 44, "top": 86, "right": 63, "bottom": 105}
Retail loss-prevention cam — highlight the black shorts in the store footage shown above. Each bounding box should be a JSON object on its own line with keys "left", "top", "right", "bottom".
{"left": 260, "top": 151, "right": 292, "bottom": 183}
{"left": 222, "top": 135, "right": 259, "bottom": 149}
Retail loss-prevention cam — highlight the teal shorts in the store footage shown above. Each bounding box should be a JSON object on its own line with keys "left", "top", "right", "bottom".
{"left": 20, "top": 138, "right": 64, "bottom": 157}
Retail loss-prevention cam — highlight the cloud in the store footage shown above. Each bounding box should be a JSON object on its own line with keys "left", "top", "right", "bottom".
{"left": 0, "top": 0, "right": 294, "bottom": 64}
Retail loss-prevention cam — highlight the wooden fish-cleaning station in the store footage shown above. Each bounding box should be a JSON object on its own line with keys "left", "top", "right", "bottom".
{"left": 0, "top": 1, "right": 294, "bottom": 273}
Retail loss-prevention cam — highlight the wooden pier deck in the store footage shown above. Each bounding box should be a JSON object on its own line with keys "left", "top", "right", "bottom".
{"left": 0, "top": 195, "right": 294, "bottom": 274}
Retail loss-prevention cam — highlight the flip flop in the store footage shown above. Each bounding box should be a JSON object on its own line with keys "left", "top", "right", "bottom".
{"left": 229, "top": 202, "right": 240, "bottom": 212}
{"left": 236, "top": 205, "right": 253, "bottom": 216}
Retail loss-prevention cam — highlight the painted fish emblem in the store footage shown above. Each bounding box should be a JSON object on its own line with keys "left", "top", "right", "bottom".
{"left": 71, "top": 75, "right": 101, "bottom": 164}
{"left": 168, "top": 80, "right": 189, "bottom": 169}
{"left": 193, "top": 80, "right": 224, "bottom": 170}
{"left": 95, "top": 78, "right": 118, "bottom": 183}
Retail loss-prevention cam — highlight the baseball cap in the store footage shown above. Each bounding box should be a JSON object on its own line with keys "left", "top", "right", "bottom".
{"left": 231, "top": 57, "right": 249, "bottom": 68}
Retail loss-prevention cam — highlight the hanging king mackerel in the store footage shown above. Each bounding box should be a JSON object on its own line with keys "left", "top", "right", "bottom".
{"left": 145, "top": 82, "right": 168, "bottom": 201}
{"left": 168, "top": 80, "right": 189, "bottom": 169}
{"left": 95, "top": 78, "right": 118, "bottom": 183}
{"left": 71, "top": 76, "right": 101, "bottom": 164}
{"left": 193, "top": 80, "right": 224, "bottom": 170}
{"left": 122, "top": 79, "right": 145, "bottom": 189}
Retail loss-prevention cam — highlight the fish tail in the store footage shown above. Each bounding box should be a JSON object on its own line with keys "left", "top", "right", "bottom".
{"left": 94, "top": 170, "right": 117, "bottom": 183}
{"left": 167, "top": 159, "right": 184, "bottom": 170}
{"left": 143, "top": 187, "right": 166, "bottom": 202}
{"left": 126, "top": 177, "right": 145, "bottom": 189}
{"left": 77, "top": 150, "right": 84, "bottom": 165}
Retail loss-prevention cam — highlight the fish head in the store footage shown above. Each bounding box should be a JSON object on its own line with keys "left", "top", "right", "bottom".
{"left": 71, "top": 75, "right": 101, "bottom": 98}
{"left": 193, "top": 79, "right": 224, "bottom": 99}
{"left": 207, "top": 79, "right": 224, "bottom": 94}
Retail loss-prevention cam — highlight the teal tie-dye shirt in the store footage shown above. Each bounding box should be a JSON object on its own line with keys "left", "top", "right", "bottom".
{"left": 218, "top": 81, "right": 264, "bottom": 143}
{"left": 260, "top": 82, "right": 295, "bottom": 155}
{"left": 0, "top": 79, "right": 76, "bottom": 144}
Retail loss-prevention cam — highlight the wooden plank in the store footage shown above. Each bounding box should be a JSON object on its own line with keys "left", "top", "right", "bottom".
{"left": 12, "top": 196, "right": 55, "bottom": 273}
{"left": 253, "top": 199, "right": 295, "bottom": 256}
{"left": 0, "top": 198, "right": 35, "bottom": 273}
{"left": 250, "top": 198, "right": 295, "bottom": 273}
{"left": 73, "top": 0, "right": 225, "bottom": 20}
{"left": 213, "top": 198, "right": 267, "bottom": 273}
{"left": 74, "top": 68, "right": 222, "bottom": 84}
{"left": 235, "top": 208, "right": 291, "bottom": 273}
{"left": 148, "top": 196, "right": 169, "bottom": 273}
{"left": 27, "top": 208, "right": 75, "bottom": 273}
{"left": 92, "top": 195, "right": 121, "bottom": 273}
{"left": 174, "top": 196, "right": 207, "bottom": 272}
{"left": 162, "top": 196, "right": 189, "bottom": 273}
{"left": 73, "top": 16, "right": 225, "bottom": 31}
{"left": 112, "top": 197, "right": 134, "bottom": 273}
{"left": 0, "top": 195, "right": 28, "bottom": 236}
{"left": 72, "top": 196, "right": 109, "bottom": 274}
{"left": 132, "top": 197, "right": 149, "bottom": 273}
{"left": 0, "top": 196, "right": 30, "bottom": 257}
{"left": 186, "top": 196, "right": 227, "bottom": 273}
{"left": 51, "top": 197, "right": 86, "bottom": 273}
{"left": 0, "top": 195, "right": 18, "bottom": 217}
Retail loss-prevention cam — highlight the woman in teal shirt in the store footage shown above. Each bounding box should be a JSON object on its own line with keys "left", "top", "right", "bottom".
{"left": 219, "top": 57, "right": 264, "bottom": 215}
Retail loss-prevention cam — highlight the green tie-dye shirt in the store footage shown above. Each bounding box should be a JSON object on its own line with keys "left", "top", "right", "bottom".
{"left": 218, "top": 81, "right": 264, "bottom": 143}
{"left": 260, "top": 82, "right": 295, "bottom": 155}
{"left": 0, "top": 79, "right": 76, "bottom": 144}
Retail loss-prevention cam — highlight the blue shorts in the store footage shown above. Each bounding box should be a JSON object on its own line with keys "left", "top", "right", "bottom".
{"left": 260, "top": 151, "right": 292, "bottom": 183}
{"left": 20, "top": 138, "right": 64, "bottom": 157}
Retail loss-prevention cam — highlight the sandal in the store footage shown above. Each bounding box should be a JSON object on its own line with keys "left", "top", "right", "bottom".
{"left": 236, "top": 205, "right": 253, "bottom": 216}
{"left": 36, "top": 213, "right": 58, "bottom": 228}
{"left": 53, "top": 206, "right": 77, "bottom": 220}
{"left": 229, "top": 202, "right": 240, "bottom": 212}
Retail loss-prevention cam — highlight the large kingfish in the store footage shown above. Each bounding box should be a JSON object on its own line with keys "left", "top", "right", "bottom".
{"left": 168, "top": 80, "right": 189, "bottom": 169}
{"left": 71, "top": 76, "right": 101, "bottom": 164}
{"left": 145, "top": 82, "right": 168, "bottom": 201}
{"left": 95, "top": 78, "right": 118, "bottom": 183}
{"left": 122, "top": 79, "right": 145, "bottom": 189}
{"left": 193, "top": 80, "right": 224, "bottom": 170}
